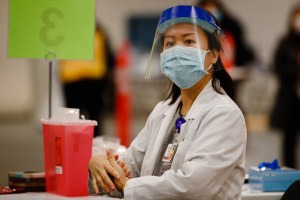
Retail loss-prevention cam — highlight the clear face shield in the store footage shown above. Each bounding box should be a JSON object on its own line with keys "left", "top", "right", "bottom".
{"left": 145, "top": 5, "right": 225, "bottom": 88}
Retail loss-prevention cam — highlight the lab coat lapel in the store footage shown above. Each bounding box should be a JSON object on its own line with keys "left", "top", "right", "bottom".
{"left": 184, "top": 80, "right": 214, "bottom": 120}
{"left": 179, "top": 81, "right": 214, "bottom": 138}
{"left": 145, "top": 98, "right": 181, "bottom": 175}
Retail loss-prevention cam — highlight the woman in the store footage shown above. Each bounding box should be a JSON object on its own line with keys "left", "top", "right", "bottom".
{"left": 271, "top": 4, "right": 300, "bottom": 168}
{"left": 89, "top": 5, "right": 247, "bottom": 199}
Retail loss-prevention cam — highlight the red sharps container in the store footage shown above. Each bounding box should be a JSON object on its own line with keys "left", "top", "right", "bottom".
{"left": 41, "top": 108, "right": 97, "bottom": 196}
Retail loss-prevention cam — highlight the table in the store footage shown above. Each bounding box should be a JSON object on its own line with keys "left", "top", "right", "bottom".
{"left": 0, "top": 192, "right": 284, "bottom": 200}
{"left": 0, "top": 193, "right": 111, "bottom": 200}
{"left": 0, "top": 185, "right": 284, "bottom": 200}
{"left": 242, "top": 191, "right": 283, "bottom": 200}
{"left": 242, "top": 184, "right": 284, "bottom": 200}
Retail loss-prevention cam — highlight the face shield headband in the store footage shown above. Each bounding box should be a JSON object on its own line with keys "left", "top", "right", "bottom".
{"left": 145, "top": 5, "right": 224, "bottom": 79}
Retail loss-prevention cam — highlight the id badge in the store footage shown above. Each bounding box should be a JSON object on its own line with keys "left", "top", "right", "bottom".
{"left": 162, "top": 144, "right": 176, "bottom": 162}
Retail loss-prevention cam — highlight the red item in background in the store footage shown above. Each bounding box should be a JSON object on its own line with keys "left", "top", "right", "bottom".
{"left": 115, "top": 41, "right": 132, "bottom": 147}
{"left": 42, "top": 124, "right": 94, "bottom": 196}
{"left": 0, "top": 186, "right": 25, "bottom": 194}
{"left": 221, "top": 32, "right": 236, "bottom": 70}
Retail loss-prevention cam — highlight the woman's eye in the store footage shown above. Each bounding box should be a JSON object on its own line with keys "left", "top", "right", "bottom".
{"left": 165, "top": 42, "right": 174, "bottom": 48}
{"left": 185, "top": 39, "right": 195, "bottom": 45}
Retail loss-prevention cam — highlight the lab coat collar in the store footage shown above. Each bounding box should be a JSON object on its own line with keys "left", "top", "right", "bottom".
{"left": 163, "top": 97, "right": 182, "bottom": 117}
{"left": 163, "top": 80, "right": 215, "bottom": 120}
{"left": 184, "top": 79, "right": 214, "bottom": 120}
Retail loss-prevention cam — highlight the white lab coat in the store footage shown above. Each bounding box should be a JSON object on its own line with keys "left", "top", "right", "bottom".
{"left": 122, "top": 81, "right": 247, "bottom": 200}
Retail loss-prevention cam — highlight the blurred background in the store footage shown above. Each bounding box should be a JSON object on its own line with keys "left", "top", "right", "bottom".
{"left": 0, "top": 0, "right": 299, "bottom": 186}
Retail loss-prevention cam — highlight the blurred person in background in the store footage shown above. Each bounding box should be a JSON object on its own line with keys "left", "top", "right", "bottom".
{"left": 197, "top": 0, "right": 255, "bottom": 104}
{"left": 88, "top": 5, "right": 247, "bottom": 199}
{"left": 60, "top": 23, "right": 115, "bottom": 137}
{"left": 270, "top": 4, "right": 300, "bottom": 169}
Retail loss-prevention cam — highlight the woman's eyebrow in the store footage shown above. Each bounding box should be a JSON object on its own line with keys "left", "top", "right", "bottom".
{"left": 164, "top": 35, "right": 174, "bottom": 39}
{"left": 182, "top": 33, "right": 196, "bottom": 37}
{"left": 164, "top": 33, "right": 196, "bottom": 38}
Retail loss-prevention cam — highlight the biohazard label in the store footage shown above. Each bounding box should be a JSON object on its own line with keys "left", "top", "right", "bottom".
{"left": 55, "top": 137, "right": 63, "bottom": 174}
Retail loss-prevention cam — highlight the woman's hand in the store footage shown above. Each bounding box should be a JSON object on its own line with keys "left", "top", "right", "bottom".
{"left": 118, "top": 159, "right": 131, "bottom": 178}
{"left": 113, "top": 154, "right": 131, "bottom": 178}
{"left": 107, "top": 150, "right": 130, "bottom": 193}
{"left": 88, "top": 154, "right": 121, "bottom": 194}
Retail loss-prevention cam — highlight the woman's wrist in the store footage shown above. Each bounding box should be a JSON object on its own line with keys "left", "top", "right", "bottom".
{"left": 122, "top": 177, "right": 129, "bottom": 193}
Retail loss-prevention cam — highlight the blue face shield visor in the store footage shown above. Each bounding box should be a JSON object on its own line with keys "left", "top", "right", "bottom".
{"left": 145, "top": 5, "right": 224, "bottom": 79}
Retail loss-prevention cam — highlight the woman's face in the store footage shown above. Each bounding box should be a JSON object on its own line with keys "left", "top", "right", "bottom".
{"left": 162, "top": 23, "right": 219, "bottom": 70}
{"left": 163, "top": 23, "right": 209, "bottom": 50}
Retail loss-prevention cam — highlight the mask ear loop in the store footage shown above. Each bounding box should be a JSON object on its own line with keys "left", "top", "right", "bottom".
{"left": 205, "top": 64, "right": 213, "bottom": 74}
{"left": 203, "top": 50, "right": 212, "bottom": 74}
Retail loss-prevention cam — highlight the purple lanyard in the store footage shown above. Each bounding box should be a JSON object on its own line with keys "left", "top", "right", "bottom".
{"left": 175, "top": 117, "right": 186, "bottom": 133}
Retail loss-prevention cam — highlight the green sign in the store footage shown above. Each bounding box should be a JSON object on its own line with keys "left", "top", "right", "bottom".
{"left": 8, "top": 0, "right": 95, "bottom": 60}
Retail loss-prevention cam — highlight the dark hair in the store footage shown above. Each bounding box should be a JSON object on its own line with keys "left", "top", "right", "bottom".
{"left": 197, "top": 0, "right": 226, "bottom": 13}
{"left": 165, "top": 27, "right": 234, "bottom": 105}
{"left": 288, "top": 3, "right": 300, "bottom": 34}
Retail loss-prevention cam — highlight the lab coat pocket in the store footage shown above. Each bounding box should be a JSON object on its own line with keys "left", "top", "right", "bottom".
{"left": 172, "top": 140, "right": 193, "bottom": 170}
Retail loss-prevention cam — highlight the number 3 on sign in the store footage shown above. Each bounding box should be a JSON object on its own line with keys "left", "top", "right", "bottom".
{"left": 39, "top": 7, "right": 64, "bottom": 46}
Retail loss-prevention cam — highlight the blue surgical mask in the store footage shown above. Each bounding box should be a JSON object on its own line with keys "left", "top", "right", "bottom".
{"left": 160, "top": 45, "right": 211, "bottom": 89}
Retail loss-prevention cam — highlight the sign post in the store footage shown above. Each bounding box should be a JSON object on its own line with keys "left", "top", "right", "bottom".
{"left": 8, "top": 0, "right": 95, "bottom": 117}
